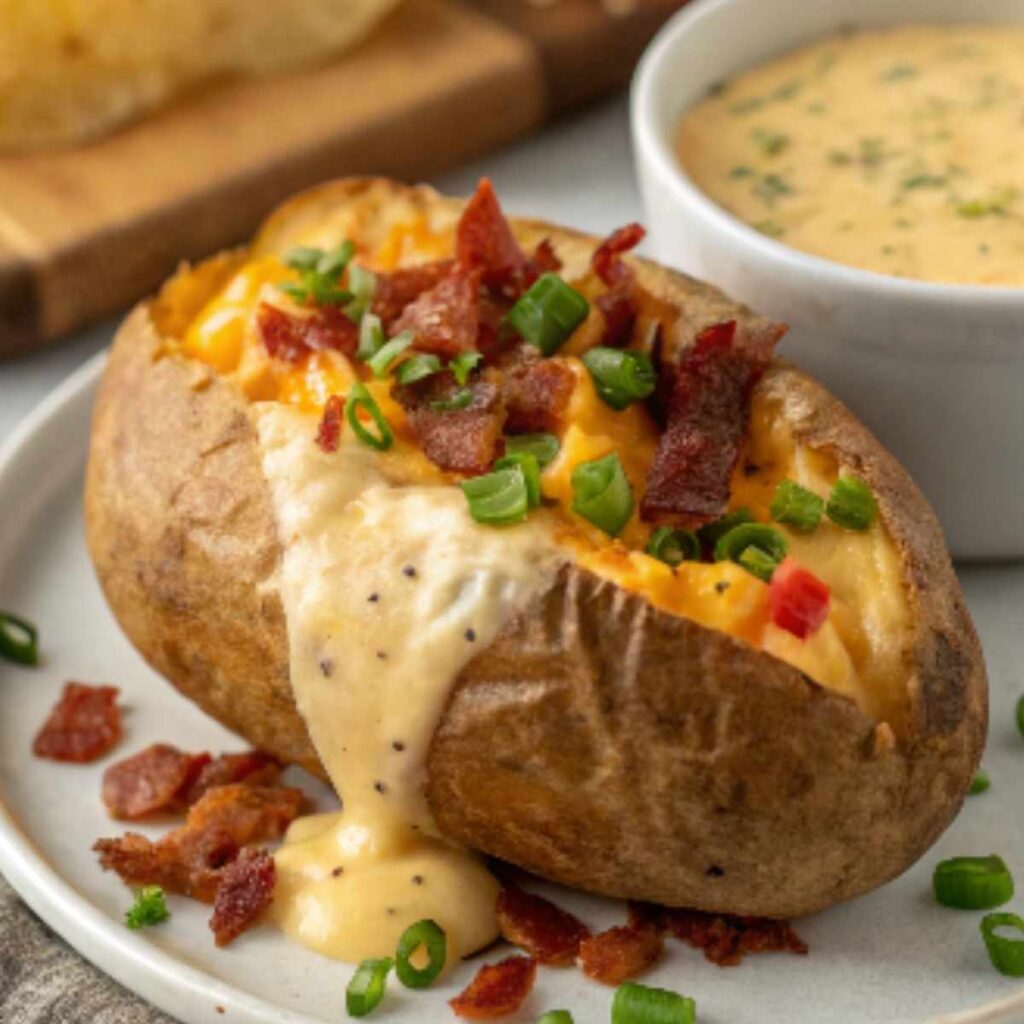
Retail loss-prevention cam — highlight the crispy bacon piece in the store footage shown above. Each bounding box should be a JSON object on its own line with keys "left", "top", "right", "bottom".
{"left": 316, "top": 395, "right": 346, "bottom": 454}
{"left": 209, "top": 848, "right": 276, "bottom": 947}
{"left": 372, "top": 260, "right": 455, "bottom": 326}
{"left": 256, "top": 302, "right": 358, "bottom": 363}
{"left": 578, "top": 920, "right": 663, "bottom": 986}
{"left": 497, "top": 886, "right": 591, "bottom": 965}
{"left": 95, "top": 784, "right": 305, "bottom": 902}
{"left": 641, "top": 320, "right": 782, "bottom": 523}
{"left": 502, "top": 357, "right": 576, "bottom": 433}
{"left": 395, "top": 373, "right": 506, "bottom": 474}
{"left": 449, "top": 956, "right": 537, "bottom": 1020}
{"left": 392, "top": 269, "right": 481, "bottom": 358}
{"left": 456, "top": 179, "right": 527, "bottom": 291}
{"left": 527, "top": 238, "right": 562, "bottom": 280}
{"left": 33, "top": 683, "right": 121, "bottom": 763}
{"left": 102, "top": 744, "right": 209, "bottom": 820}
{"left": 665, "top": 908, "right": 808, "bottom": 967}
{"left": 591, "top": 223, "right": 646, "bottom": 347}
{"left": 592, "top": 223, "right": 645, "bottom": 287}
{"left": 182, "top": 750, "right": 282, "bottom": 806}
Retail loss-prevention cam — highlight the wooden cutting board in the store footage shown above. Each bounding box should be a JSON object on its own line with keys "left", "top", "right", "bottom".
{"left": 0, "top": 0, "right": 683, "bottom": 357}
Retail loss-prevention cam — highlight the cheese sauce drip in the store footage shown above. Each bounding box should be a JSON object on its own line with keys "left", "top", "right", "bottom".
{"left": 676, "top": 24, "right": 1024, "bottom": 285}
{"left": 252, "top": 403, "right": 565, "bottom": 963}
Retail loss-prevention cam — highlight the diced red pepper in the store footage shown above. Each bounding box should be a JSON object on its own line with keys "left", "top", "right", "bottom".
{"left": 769, "top": 557, "right": 831, "bottom": 639}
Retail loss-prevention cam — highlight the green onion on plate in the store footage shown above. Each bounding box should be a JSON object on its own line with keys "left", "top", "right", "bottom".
{"left": 933, "top": 855, "right": 1014, "bottom": 910}
{"left": 394, "top": 919, "right": 447, "bottom": 988}
{"left": 346, "top": 957, "right": 394, "bottom": 1017}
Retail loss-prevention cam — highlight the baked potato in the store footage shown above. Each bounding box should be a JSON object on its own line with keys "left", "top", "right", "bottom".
{"left": 85, "top": 178, "right": 986, "bottom": 951}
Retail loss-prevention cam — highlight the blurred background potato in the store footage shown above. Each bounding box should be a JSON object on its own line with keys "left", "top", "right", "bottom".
{"left": 0, "top": 0, "right": 401, "bottom": 150}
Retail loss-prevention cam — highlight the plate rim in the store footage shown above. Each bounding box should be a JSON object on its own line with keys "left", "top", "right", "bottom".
{"left": 0, "top": 350, "right": 1022, "bottom": 1024}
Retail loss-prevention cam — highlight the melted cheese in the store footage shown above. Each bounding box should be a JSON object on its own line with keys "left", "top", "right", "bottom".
{"left": 252, "top": 403, "right": 565, "bottom": 963}
{"left": 676, "top": 25, "right": 1024, "bottom": 285}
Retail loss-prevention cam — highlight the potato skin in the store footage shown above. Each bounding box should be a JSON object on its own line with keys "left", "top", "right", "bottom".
{"left": 85, "top": 178, "right": 986, "bottom": 918}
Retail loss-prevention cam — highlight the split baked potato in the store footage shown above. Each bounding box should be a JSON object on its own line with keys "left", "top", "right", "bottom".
{"left": 85, "top": 178, "right": 987, "bottom": 922}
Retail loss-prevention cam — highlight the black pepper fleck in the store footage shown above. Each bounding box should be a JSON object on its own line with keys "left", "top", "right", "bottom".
{"left": 706, "top": 865, "right": 725, "bottom": 878}
{"left": 392, "top": 740, "right": 406, "bottom": 752}
{"left": 386, "top": 907, "right": 396, "bottom": 916}
{"left": 402, "top": 565, "right": 417, "bottom": 578}
{"left": 332, "top": 866, "right": 345, "bottom": 878}
{"left": 374, "top": 781, "right": 387, "bottom": 794}
{"left": 465, "top": 628, "right": 476, "bottom": 643}
{"left": 412, "top": 875, "right": 424, "bottom": 886}
{"left": 368, "top": 592, "right": 380, "bottom": 603}
{"left": 715, "top": 581, "right": 731, "bottom": 594}
{"left": 376, "top": 651, "right": 388, "bottom": 660}
{"left": 319, "top": 658, "right": 334, "bottom": 678}
{"left": 742, "top": 462, "right": 760, "bottom": 477}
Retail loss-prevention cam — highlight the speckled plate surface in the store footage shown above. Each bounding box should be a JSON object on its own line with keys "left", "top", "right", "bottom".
{"left": 1, "top": 353, "right": 1023, "bottom": 1024}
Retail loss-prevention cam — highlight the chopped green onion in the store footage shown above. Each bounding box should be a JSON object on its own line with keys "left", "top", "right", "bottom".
{"left": 612, "top": 982, "right": 696, "bottom": 1024}
{"left": 1016, "top": 695, "right": 1024, "bottom": 739}
{"left": 430, "top": 389, "right": 474, "bottom": 412}
{"left": 826, "top": 475, "right": 877, "bottom": 530}
{"left": 506, "top": 433, "right": 560, "bottom": 469}
{"left": 714, "top": 523, "right": 788, "bottom": 581}
{"left": 495, "top": 453, "right": 541, "bottom": 508}
{"left": 125, "top": 886, "right": 170, "bottom": 930}
{"left": 505, "top": 273, "right": 590, "bottom": 356}
{"left": 394, "top": 919, "right": 447, "bottom": 988}
{"left": 461, "top": 468, "right": 530, "bottom": 526}
{"left": 281, "top": 242, "right": 356, "bottom": 306}
{"left": 581, "top": 347, "right": 657, "bottom": 411}
{"left": 645, "top": 526, "right": 700, "bottom": 567}
{"left": 346, "top": 384, "right": 393, "bottom": 451}
{"left": 980, "top": 913, "right": 1024, "bottom": 977}
{"left": 316, "top": 241, "right": 356, "bottom": 278}
{"left": 696, "top": 508, "right": 754, "bottom": 549}
{"left": 395, "top": 354, "right": 442, "bottom": 386}
{"left": 367, "top": 331, "right": 414, "bottom": 378}
{"left": 770, "top": 480, "right": 824, "bottom": 532}
{"left": 571, "top": 453, "right": 633, "bottom": 537}
{"left": 933, "top": 855, "right": 1014, "bottom": 910}
{"left": 0, "top": 612, "right": 38, "bottom": 666}
{"left": 346, "top": 957, "right": 394, "bottom": 1017}
{"left": 450, "top": 351, "right": 482, "bottom": 385}
{"left": 969, "top": 771, "right": 991, "bottom": 795}
{"left": 345, "top": 265, "right": 377, "bottom": 323}
{"left": 358, "top": 313, "right": 386, "bottom": 360}
{"left": 538, "top": 1013, "right": 575, "bottom": 1024}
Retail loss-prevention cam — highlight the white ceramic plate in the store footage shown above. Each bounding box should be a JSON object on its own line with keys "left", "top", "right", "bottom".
{"left": 1, "top": 353, "right": 1023, "bottom": 1024}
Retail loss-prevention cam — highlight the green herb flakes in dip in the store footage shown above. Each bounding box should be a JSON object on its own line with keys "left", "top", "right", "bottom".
{"left": 675, "top": 25, "right": 1024, "bottom": 286}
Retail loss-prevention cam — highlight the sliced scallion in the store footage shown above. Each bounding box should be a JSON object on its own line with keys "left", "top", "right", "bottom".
{"left": 714, "top": 523, "right": 788, "bottom": 581}
{"left": 505, "top": 274, "right": 590, "bottom": 356}
{"left": 969, "top": 771, "right": 991, "bottom": 796}
{"left": 346, "top": 957, "right": 394, "bottom": 1017}
{"left": 505, "top": 433, "right": 560, "bottom": 469}
{"left": 345, "top": 384, "right": 393, "bottom": 451}
{"left": 980, "top": 912, "right": 1024, "bottom": 977}
{"left": 933, "top": 855, "right": 1014, "bottom": 910}
{"left": 538, "top": 1013, "right": 575, "bottom": 1024}
{"left": 826, "top": 475, "right": 877, "bottom": 530}
{"left": 495, "top": 452, "right": 541, "bottom": 508}
{"left": 696, "top": 508, "right": 754, "bottom": 549}
{"left": 0, "top": 612, "right": 38, "bottom": 666}
{"left": 394, "top": 919, "right": 447, "bottom": 988}
{"left": 395, "top": 354, "right": 442, "bottom": 387}
{"left": 581, "top": 347, "right": 656, "bottom": 411}
{"left": 345, "top": 265, "right": 377, "bottom": 323}
{"left": 571, "top": 453, "right": 633, "bottom": 537}
{"left": 612, "top": 982, "right": 696, "bottom": 1024}
{"left": 430, "top": 389, "right": 473, "bottom": 412}
{"left": 770, "top": 480, "right": 824, "bottom": 532}
{"left": 367, "top": 331, "right": 413, "bottom": 378}
{"left": 358, "top": 313, "right": 386, "bottom": 361}
{"left": 645, "top": 526, "right": 700, "bottom": 567}
{"left": 461, "top": 468, "right": 530, "bottom": 526}
{"left": 450, "top": 351, "right": 482, "bottom": 385}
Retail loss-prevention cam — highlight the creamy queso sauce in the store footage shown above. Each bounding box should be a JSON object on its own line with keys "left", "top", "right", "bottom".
{"left": 252, "top": 403, "right": 565, "bottom": 963}
{"left": 676, "top": 25, "right": 1024, "bottom": 285}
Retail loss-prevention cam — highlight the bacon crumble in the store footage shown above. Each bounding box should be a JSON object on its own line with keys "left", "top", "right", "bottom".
{"left": 95, "top": 784, "right": 305, "bottom": 902}
{"left": 641, "top": 319, "right": 784, "bottom": 523}
{"left": 102, "top": 744, "right": 209, "bottom": 820}
{"left": 577, "top": 918, "right": 663, "bottom": 986}
{"left": 497, "top": 886, "right": 591, "bottom": 965}
{"left": 315, "top": 395, "right": 346, "bottom": 453}
{"left": 257, "top": 301, "right": 358, "bottom": 363}
{"left": 591, "top": 222, "right": 646, "bottom": 348}
{"left": 449, "top": 955, "right": 537, "bottom": 1020}
{"left": 372, "top": 260, "right": 455, "bottom": 326}
{"left": 209, "top": 848, "right": 276, "bottom": 947}
{"left": 665, "top": 907, "right": 808, "bottom": 966}
{"left": 502, "top": 357, "right": 576, "bottom": 434}
{"left": 33, "top": 683, "right": 122, "bottom": 763}
{"left": 392, "top": 269, "right": 482, "bottom": 357}
{"left": 456, "top": 179, "right": 528, "bottom": 292}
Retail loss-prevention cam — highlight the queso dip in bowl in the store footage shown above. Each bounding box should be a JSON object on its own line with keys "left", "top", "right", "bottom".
{"left": 632, "top": 0, "right": 1024, "bottom": 559}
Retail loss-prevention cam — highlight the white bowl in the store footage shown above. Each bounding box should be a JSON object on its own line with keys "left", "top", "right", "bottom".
{"left": 631, "top": 0, "right": 1024, "bottom": 559}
